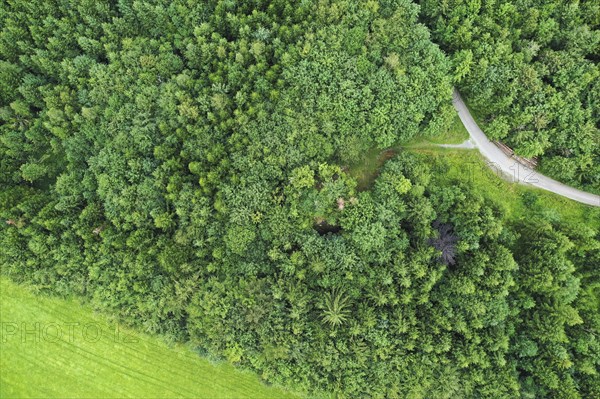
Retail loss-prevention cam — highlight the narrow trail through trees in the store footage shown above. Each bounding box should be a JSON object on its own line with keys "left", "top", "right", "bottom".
{"left": 452, "top": 90, "right": 600, "bottom": 207}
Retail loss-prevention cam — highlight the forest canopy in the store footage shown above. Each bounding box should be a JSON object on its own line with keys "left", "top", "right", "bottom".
{"left": 1, "top": 1, "right": 599, "bottom": 398}
{"left": 420, "top": 0, "right": 600, "bottom": 193}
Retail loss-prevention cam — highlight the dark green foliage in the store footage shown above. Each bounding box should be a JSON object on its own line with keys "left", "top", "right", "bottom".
{"left": 420, "top": 0, "right": 600, "bottom": 193}
{"left": 1, "top": 1, "right": 599, "bottom": 398}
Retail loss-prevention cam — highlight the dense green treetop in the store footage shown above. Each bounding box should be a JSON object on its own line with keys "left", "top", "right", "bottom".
{"left": 420, "top": 0, "right": 600, "bottom": 193}
{"left": 1, "top": 1, "right": 599, "bottom": 398}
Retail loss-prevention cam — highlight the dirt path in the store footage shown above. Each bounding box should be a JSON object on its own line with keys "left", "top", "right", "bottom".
{"left": 438, "top": 139, "right": 475, "bottom": 149}
{"left": 452, "top": 89, "right": 600, "bottom": 207}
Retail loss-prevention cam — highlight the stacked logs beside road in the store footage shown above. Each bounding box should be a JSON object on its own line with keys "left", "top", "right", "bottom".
{"left": 493, "top": 141, "right": 538, "bottom": 169}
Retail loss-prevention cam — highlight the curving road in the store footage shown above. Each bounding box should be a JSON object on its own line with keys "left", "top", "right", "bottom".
{"left": 452, "top": 89, "right": 600, "bottom": 207}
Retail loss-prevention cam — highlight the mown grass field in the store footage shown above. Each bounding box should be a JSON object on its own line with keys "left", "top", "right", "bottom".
{"left": 0, "top": 277, "right": 300, "bottom": 399}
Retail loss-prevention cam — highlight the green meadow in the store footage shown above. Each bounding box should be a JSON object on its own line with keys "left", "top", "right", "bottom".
{"left": 0, "top": 277, "right": 300, "bottom": 399}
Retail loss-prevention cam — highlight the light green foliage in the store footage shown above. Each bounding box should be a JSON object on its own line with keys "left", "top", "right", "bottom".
{"left": 321, "top": 288, "right": 351, "bottom": 328}
{"left": 0, "top": 1, "right": 599, "bottom": 398}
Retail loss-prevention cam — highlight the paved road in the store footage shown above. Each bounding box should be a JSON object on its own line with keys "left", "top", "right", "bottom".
{"left": 452, "top": 89, "right": 600, "bottom": 207}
